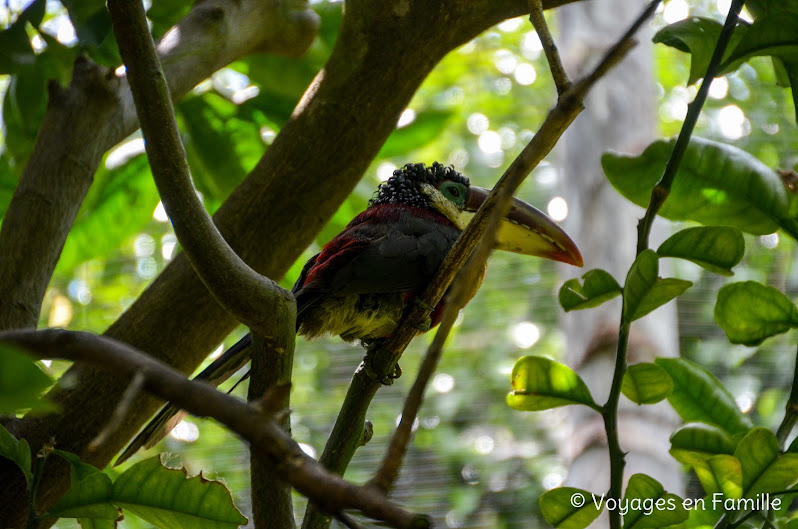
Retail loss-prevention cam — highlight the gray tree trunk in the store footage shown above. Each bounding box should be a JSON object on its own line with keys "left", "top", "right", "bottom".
{"left": 556, "top": 0, "right": 684, "bottom": 509}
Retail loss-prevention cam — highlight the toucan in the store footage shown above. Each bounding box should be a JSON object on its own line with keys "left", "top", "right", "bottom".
{"left": 116, "top": 162, "right": 582, "bottom": 464}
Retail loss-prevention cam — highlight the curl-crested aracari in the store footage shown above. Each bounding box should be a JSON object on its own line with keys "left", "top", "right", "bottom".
{"left": 116, "top": 162, "right": 582, "bottom": 465}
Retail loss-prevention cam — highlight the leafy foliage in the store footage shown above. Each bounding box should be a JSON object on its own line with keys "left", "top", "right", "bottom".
{"left": 656, "top": 226, "right": 744, "bottom": 276}
{"left": 507, "top": 356, "right": 598, "bottom": 411}
{"left": 655, "top": 358, "right": 753, "bottom": 435}
{"left": 559, "top": 269, "right": 622, "bottom": 311}
{"left": 0, "top": 343, "right": 55, "bottom": 415}
{"left": 539, "top": 487, "right": 602, "bottom": 529}
{"left": 0, "top": 427, "right": 247, "bottom": 529}
{"left": 603, "top": 137, "right": 797, "bottom": 237}
{"left": 621, "top": 363, "right": 674, "bottom": 405}
{"left": 622, "top": 250, "right": 692, "bottom": 323}
{"left": 714, "top": 281, "right": 798, "bottom": 345}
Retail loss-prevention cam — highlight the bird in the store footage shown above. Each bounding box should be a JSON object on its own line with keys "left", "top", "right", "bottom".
{"left": 115, "top": 162, "right": 582, "bottom": 465}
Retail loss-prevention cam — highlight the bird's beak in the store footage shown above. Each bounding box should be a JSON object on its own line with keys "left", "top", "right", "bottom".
{"left": 462, "top": 186, "right": 583, "bottom": 267}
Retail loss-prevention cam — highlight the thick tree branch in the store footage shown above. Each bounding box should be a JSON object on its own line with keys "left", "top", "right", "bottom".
{"left": 0, "top": 329, "right": 425, "bottom": 529}
{"left": 1, "top": 0, "right": 580, "bottom": 524}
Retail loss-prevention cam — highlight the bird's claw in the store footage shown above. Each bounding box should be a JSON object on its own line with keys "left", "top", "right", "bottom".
{"left": 361, "top": 351, "right": 402, "bottom": 386}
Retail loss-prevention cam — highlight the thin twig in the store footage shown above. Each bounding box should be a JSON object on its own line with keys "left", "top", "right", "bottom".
{"left": 528, "top": 0, "right": 570, "bottom": 94}
{"left": 0, "top": 329, "right": 428, "bottom": 529}
{"left": 636, "top": 0, "right": 746, "bottom": 254}
{"left": 89, "top": 371, "right": 146, "bottom": 451}
{"left": 303, "top": 5, "right": 652, "bottom": 527}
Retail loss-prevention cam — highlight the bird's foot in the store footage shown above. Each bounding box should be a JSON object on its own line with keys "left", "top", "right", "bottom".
{"left": 413, "top": 317, "right": 432, "bottom": 332}
{"left": 361, "top": 345, "right": 402, "bottom": 386}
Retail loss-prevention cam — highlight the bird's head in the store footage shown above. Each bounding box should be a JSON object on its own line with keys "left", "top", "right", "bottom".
{"left": 370, "top": 163, "right": 583, "bottom": 267}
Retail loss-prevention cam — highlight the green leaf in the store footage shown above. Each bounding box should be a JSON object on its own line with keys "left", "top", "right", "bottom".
{"left": 653, "top": 18, "right": 746, "bottom": 85}
{"left": 734, "top": 428, "right": 798, "bottom": 497}
{"left": 177, "top": 94, "right": 261, "bottom": 202}
{"left": 559, "top": 269, "right": 622, "bottom": 311}
{"left": 602, "top": 138, "right": 798, "bottom": 238}
{"left": 623, "top": 250, "right": 692, "bottom": 323}
{"left": 745, "top": 0, "right": 798, "bottom": 17}
{"left": 655, "top": 358, "right": 752, "bottom": 435}
{"left": 112, "top": 456, "right": 247, "bottom": 529}
{"left": 48, "top": 450, "right": 119, "bottom": 521}
{"left": 622, "top": 474, "right": 688, "bottom": 529}
{"left": 0, "top": 424, "right": 32, "bottom": 486}
{"left": 720, "top": 15, "right": 798, "bottom": 74}
{"left": 0, "top": 19, "right": 36, "bottom": 75}
{"left": 539, "top": 487, "right": 602, "bottom": 529}
{"left": 55, "top": 155, "right": 159, "bottom": 275}
{"left": 621, "top": 363, "right": 674, "bottom": 405}
{"left": 714, "top": 281, "right": 798, "bottom": 346}
{"left": 507, "top": 356, "right": 598, "bottom": 411}
{"left": 670, "top": 423, "right": 737, "bottom": 458}
{"left": 378, "top": 111, "right": 453, "bottom": 158}
{"left": 656, "top": 226, "right": 744, "bottom": 276}
{"left": 705, "top": 455, "right": 744, "bottom": 499}
{"left": 0, "top": 344, "right": 55, "bottom": 415}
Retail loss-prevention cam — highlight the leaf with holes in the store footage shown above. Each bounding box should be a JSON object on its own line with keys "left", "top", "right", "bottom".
{"left": 111, "top": 456, "right": 247, "bottom": 529}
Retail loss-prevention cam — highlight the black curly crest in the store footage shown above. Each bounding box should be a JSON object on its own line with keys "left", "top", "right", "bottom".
{"left": 369, "top": 162, "right": 470, "bottom": 210}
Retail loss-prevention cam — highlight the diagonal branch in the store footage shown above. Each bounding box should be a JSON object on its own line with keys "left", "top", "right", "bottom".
{"left": 0, "top": 329, "right": 427, "bottom": 529}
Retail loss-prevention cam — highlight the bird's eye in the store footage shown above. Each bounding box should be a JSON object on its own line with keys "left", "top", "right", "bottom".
{"left": 440, "top": 182, "right": 467, "bottom": 207}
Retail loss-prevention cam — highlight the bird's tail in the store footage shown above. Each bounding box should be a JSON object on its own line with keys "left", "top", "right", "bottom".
{"left": 115, "top": 334, "right": 253, "bottom": 466}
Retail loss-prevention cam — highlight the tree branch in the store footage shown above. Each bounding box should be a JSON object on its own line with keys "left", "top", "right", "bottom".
{"left": 529, "top": 0, "right": 570, "bottom": 94}
{"left": 0, "top": 329, "right": 426, "bottom": 529}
